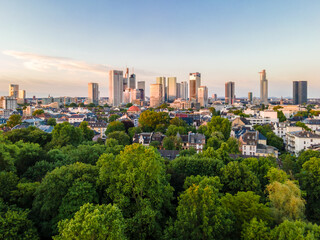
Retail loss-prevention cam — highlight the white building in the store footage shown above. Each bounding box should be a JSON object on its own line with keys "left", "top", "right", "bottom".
{"left": 286, "top": 131, "right": 320, "bottom": 155}
{"left": 9, "top": 84, "right": 19, "bottom": 98}
{"left": 198, "top": 86, "right": 208, "bottom": 107}
{"left": 68, "top": 115, "right": 86, "bottom": 123}
{"left": 0, "top": 96, "right": 17, "bottom": 110}
{"left": 180, "top": 81, "right": 188, "bottom": 100}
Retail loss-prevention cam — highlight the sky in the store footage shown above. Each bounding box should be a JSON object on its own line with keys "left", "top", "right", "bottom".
{"left": 0, "top": 0, "right": 320, "bottom": 98}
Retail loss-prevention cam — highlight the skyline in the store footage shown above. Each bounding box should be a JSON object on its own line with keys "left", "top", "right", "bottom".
{"left": 1, "top": 1, "right": 320, "bottom": 98}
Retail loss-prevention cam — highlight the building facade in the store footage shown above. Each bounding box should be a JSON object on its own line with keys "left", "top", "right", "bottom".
{"left": 225, "top": 81, "right": 235, "bottom": 104}
{"left": 88, "top": 83, "right": 99, "bottom": 105}
{"left": 9, "top": 84, "right": 19, "bottom": 98}
{"left": 150, "top": 83, "right": 163, "bottom": 107}
{"left": 167, "top": 77, "right": 177, "bottom": 102}
{"left": 109, "top": 70, "right": 123, "bottom": 106}
{"left": 189, "top": 72, "right": 201, "bottom": 101}
{"left": 293, "top": 81, "right": 307, "bottom": 105}
{"left": 198, "top": 86, "right": 208, "bottom": 107}
{"left": 259, "top": 69, "right": 268, "bottom": 104}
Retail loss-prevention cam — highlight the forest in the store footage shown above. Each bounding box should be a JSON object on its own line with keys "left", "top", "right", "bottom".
{"left": 1, "top": 113, "right": 320, "bottom": 240}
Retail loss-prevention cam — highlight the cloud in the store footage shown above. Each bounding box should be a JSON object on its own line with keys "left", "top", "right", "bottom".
{"left": 3, "top": 50, "right": 110, "bottom": 75}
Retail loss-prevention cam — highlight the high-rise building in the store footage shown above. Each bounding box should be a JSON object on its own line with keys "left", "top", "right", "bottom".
{"left": 189, "top": 72, "right": 201, "bottom": 101}
{"left": 198, "top": 86, "right": 208, "bottom": 107}
{"left": 180, "top": 81, "right": 188, "bottom": 100}
{"left": 123, "top": 68, "right": 129, "bottom": 90}
{"left": 248, "top": 92, "right": 253, "bottom": 102}
{"left": 131, "top": 89, "right": 141, "bottom": 102}
{"left": 176, "top": 83, "right": 181, "bottom": 98}
{"left": 212, "top": 94, "right": 217, "bottom": 101}
{"left": 109, "top": 70, "right": 123, "bottom": 106}
{"left": 88, "top": 83, "right": 99, "bottom": 105}
{"left": 123, "top": 89, "right": 131, "bottom": 104}
{"left": 9, "top": 84, "right": 19, "bottom": 98}
{"left": 156, "top": 77, "right": 166, "bottom": 101}
{"left": 129, "top": 74, "right": 136, "bottom": 89}
{"left": 0, "top": 96, "right": 17, "bottom": 110}
{"left": 167, "top": 77, "right": 177, "bottom": 102}
{"left": 137, "top": 81, "right": 145, "bottom": 100}
{"left": 259, "top": 69, "right": 268, "bottom": 104}
{"left": 225, "top": 81, "right": 235, "bottom": 104}
{"left": 293, "top": 81, "right": 308, "bottom": 105}
{"left": 150, "top": 83, "right": 163, "bottom": 107}
{"left": 18, "top": 90, "right": 26, "bottom": 99}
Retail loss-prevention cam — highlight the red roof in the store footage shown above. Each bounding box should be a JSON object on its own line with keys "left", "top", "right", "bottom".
{"left": 127, "top": 106, "right": 141, "bottom": 112}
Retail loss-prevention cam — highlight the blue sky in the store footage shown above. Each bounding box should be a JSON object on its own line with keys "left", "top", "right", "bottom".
{"left": 0, "top": 0, "right": 320, "bottom": 98}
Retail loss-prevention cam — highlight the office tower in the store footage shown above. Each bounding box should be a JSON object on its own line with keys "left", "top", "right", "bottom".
{"left": 18, "top": 90, "right": 26, "bottom": 99}
{"left": 88, "top": 83, "right": 99, "bottom": 105}
{"left": 137, "top": 81, "right": 145, "bottom": 100}
{"left": 248, "top": 92, "right": 253, "bottom": 102}
{"left": 293, "top": 81, "right": 308, "bottom": 105}
{"left": 0, "top": 96, "right": 17, "bottom": 110}
{"left": 150, "top": 83, "right": 163, "bottom": 107}
{"left": 9, "top": 84, "right": 19, "bottom": 98}
{"left": 176, "top": 83, "right": 181, "bottom": 98}
{"left": 109, "top": 70, "right": 123, "bottom": 106}
{"left": 180, "top": 81, "right": 188, "bottom": 100}
{"left": 189, "top": 72, "right": 201, "bottom": 101}
{"left": 123, "top": 89, "right": 131, "bottom": 104}
{"left": 259, "top": 69, "right": 268, "bottom": 104}
{"left": 167, "top": 77, "right": 177, "bottom": 102}
{"left": 131, "top": 89, "right": 141, "bottom": 102}
{"left": 156, "top": 77, "right": 166, "bottom": 101}
{"left": 198, "top": 86, "right": 208, "bottom": 107}
{"left": 123, "top": 68, "right": 129, "bottom": 90}
{"left": 129, "top": 74, "right": 136, "bottom": 89}
{"left": 225, "top": 81, "right": 235, "bottom": 104}
{"left": 212, "top": 93, "right": 217, "bottom": 101}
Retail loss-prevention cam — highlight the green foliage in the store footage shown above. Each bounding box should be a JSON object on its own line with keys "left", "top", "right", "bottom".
{"left": 206, "top": 116, "right": 231, "bottom": 141}
{"left": 183, "top": 175, "right": 223, "bottom": 191}
{"left": 296, "top": 150, "right": 320, "bottom": 171}
{"left": 98, "top": 144, "right": 173, "bottom": 239}
{"left": 266, "top": 180, "right": 305, "bottom": 223}
{"left": 241, "top": 217, "right": 271, "bottom": 240}
{"left": 32, "top": 162, "right": 99, "bottom": 237}
{"left": 162, "top": 136, "right": 181, "bottom": 150}
{"left": 254, "top": 125, "right": 284, "bottom": 151}
{"left": 50, "top": 122, "right": 84, "bottom": 148}
{"left": 105, "top": 121, "right": 125, "bottom": 135}
{"left": 54, "top": 203, "right": 126, "bottom": 240}
{"left": 296, "top": 121, "right": 311, "bottom": 131}
{"left": 266, "top": 167, "right": 289, "bottom": 183}
{"left": 149, "top": 140, "right": 161, "bottom": 149}
{"left": 32, "top": 109, "right": 44, "bottom": 116}
{"left": 47, "top": 118, "right": 57, "bottom": 126}
{"left": 0, "top": 208, "right": 39, "bottom": 240}
{"left": 165, "top": 125, "right": 187, "bottom": 136}
{"left": 172, "top": 179, "right": 234, "bottom": 240}
{"left": 6, "top": 114, "right": 22, "bottom": 128}
{"left": 138, "top": 110, "right": 169, "bottom": 132}
{"left": 126, "top": 103, "right": 133, "bottom": 108}
{"left": 3, "top": 126, "right": 52, "bottom": 147}
{"left": 277, "top": 110, "right": 287, "bottom": 122}
{"left": 270, "top": 220, "right": 320, "bottom": 240}
{"left": 0, "top": 171, "right": 18, "bottom": 203}
{"left": 107, "top": 131, "right": 131, "bottom": 146}
{"left": 220, "top": 161, "right": 261, "bottom": 194}
{"left": 170, "top": 117, "right": 187, "bottom": 127}
{"left": 79, "top": 121, "right": 94, "bottom": 141}
{"left": 109, "top": 114, "right": 120, "bottom": 122}
{"left": 178, "top": 148, "right": 196, "bottom": 156}
{"left": 128, "top": 126, "right": 142, "bottom": 139}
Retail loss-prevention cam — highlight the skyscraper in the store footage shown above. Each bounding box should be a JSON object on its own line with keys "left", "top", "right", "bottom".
{"left": 189, "top": 72, "right": 201, "bottom": 101}
{"left": 225, "top": 81, "right": 235, "bottom": 104}
{"left": 156, "top": 77, "right": 166, "bottom": 101}
{"left": 167, "top": 77, "right": 177, "bottom": 102}
{"left": 137, "top": 81, "right": 145, "bottom": 100}
{"left": 248, "top": 92, "right": 253, "bottom": 102}
{"left": 150, "top": 83, "right": 163, "bottom": 107}
{"left": 88, "top": 83, "right": 99, "bottom": 105}
{"left": 123, "top": 68, "right": 129, "bottom": 90}
{"left": 293, "top": 81, "right": 308, "bottom": 105}
{"left": 129, "top": 74, "right": 136, "bottom": 89}
{"left": 19, "top": 90, "right": 26, "bottom": 99}
{"left": 9, "top": 84, "right": 19, "bottom": 98}
{"left": 176, "top": 83, "right": 181, "bottom": 98}
{"left": 180, "top": 81, "right": 188, "bottom": 100}
{"left": 259, "top": 69, "right": 268, "bottom": 104}
{"left": 109, "top": 70, "right": 123, "bottom": 106}
{"left": 198, "top": 86, "right": 208, "bottom": 107}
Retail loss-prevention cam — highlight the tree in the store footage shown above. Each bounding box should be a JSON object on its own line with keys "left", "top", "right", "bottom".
{"left": 128, "top": 126, "right": 142, "bottom": 139}
{"left": 149, "top": 140, "right": 161, "bottom": 149}
{"left": 162, "top": 136, "right": 181, "bottom": 150}
{"left": 126, "top": 102, "right": 133, "bottom": 108}
{"left": 172, "top": 179, "right": 233, "bottom": 240}
{"left": 6, "top": 114, "right": 22, "bottom": 128}
{"left": 221, "top": 191, "right": 271, "bottom": 236}
{"left": 32, "top": 162, "right": 99, "bottom": 238}
{"left": 105, "top": 121, "right": 125, "bottom": 135}
{"left": 98, "top": 144, "right": 173, "bottom": 239}
{"left": 206, "top": 116, "right": 231, "bottom": 140}
{"left": 254, "top": 125, "right": 284, "bottom": 151}
{"left": 226, "top": 137, "right": 240, "bottom": 154}
{"left": 220, "top": 161, "right": 261, "bottom": 194}
{"left": 296, "top": 150, "right": 320, "bottom": 171}
{"left": 109, "top": 114, "right": 120, "bottom": 122}
{"left": 121, "top": 120, "right": 134, "bottom": 133}
{"left": 0, "top": 208, "right": 39, "bottom": 240}
{"left": 165, "top": 125, "right": 187, "bottom": 136}
{"left": 277, "top": 110, "right": 287, "bottom": 122}
{"left": 296, "top": 121, "right": 311, "bottom": 131}
{"left": 47, "top": 118, "right": 57, "bottom": 126}
{"left": 32, "top": 109, "right": 44, "bottom": 116}
{"left": 54, "top": 203, "right": 126, "bottom": 240}
{"left": 266, "top": 167, "right": 289, "bottom": 184}
{"left": 138, "top": 110, "right": 169, "bottom": 132}
{"left": 300, "top": 157, "right": 320, "bottom": 222}
{"left": 170, "top": 117, "right": 187, "bottom": 127}
{"left": 0, "top": 171, "right": 18, "bottom": 203}
{"left": 241, "top": 218, "right": 271, "bottom": 240}
{"left": 79, "top": 121, "right": 94, "bottom": 141}
{"left": 266, "top": 180, "right": 305, "bottom": 223}
{"left": 270, "top": 220, "right": 320, "bottom": 240}
{"left": 50, "top": 122, "right": 84, "bottom": 148}
{"left": 107, "top": 131, "right": 131, "bottom": 146}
